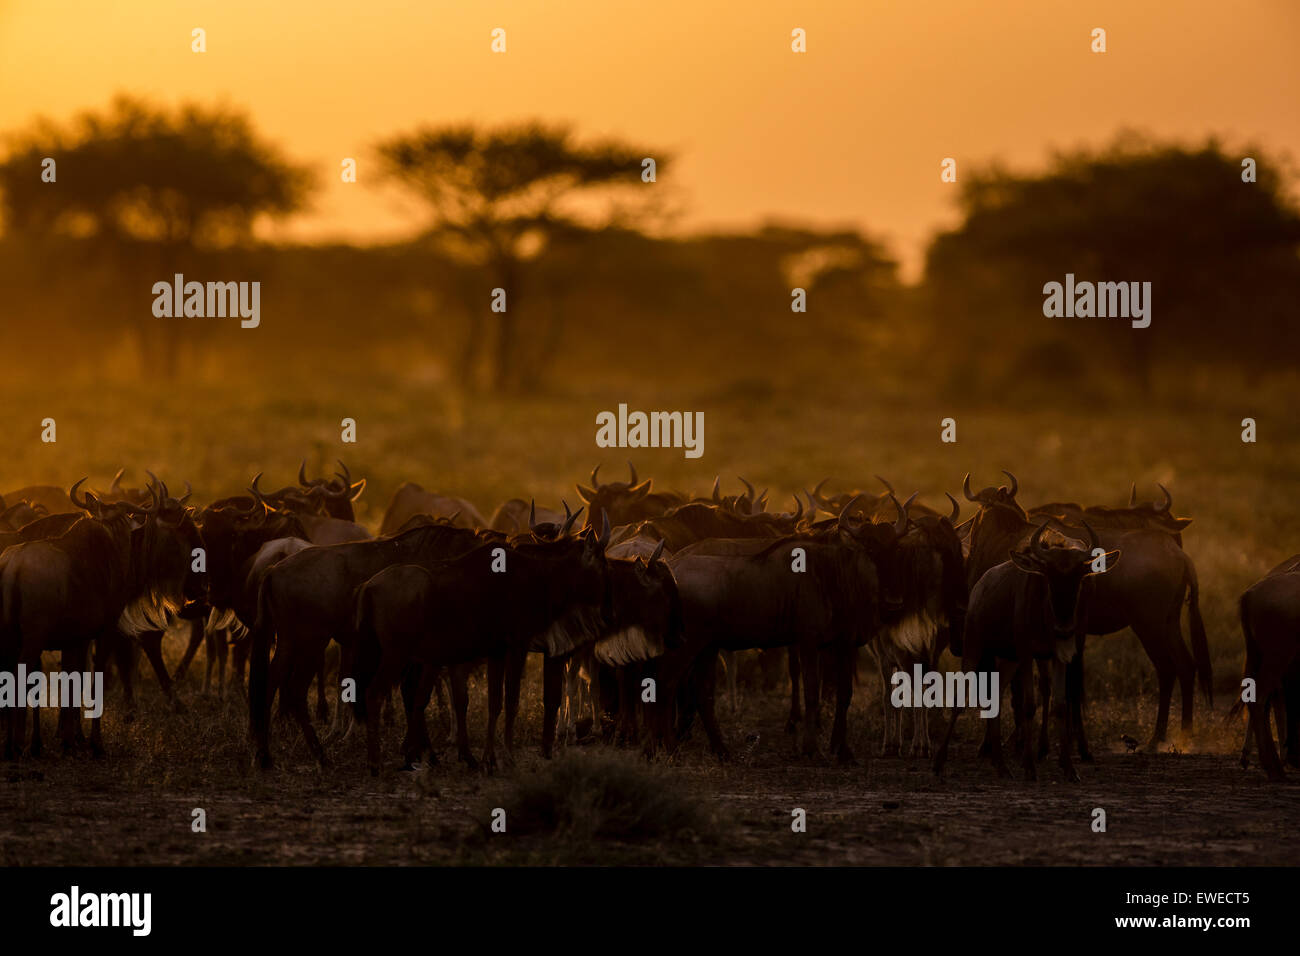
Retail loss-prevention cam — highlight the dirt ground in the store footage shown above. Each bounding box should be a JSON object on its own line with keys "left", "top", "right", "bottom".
{"left": 1, "top": 654, "right": 1295, "bottom": 867}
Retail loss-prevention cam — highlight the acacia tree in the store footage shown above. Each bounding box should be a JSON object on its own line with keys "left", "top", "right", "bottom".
{"left": 923, "top": 133, "right": 1300, "bottom": 394}
{"left": 0, "top": 95, "right": 312, "bottom": 371}
{"left": 376, "top": 122, "right": 669, "bottom": 392}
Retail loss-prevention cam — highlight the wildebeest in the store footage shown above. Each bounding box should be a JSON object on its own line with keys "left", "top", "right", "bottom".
{"left": 178, "top": 475, "right": 369, "bottom": 704}
{"left": 874, "top": 493, "right": 968, "bottom": 757}
{"left": 248, "top": 520, "right": 506, "bottom": 768}
{"left": 0, "top": 485, "right": 79, "bottom": 516}
{"left": 351, "top": 528, "right": 613, "bottom": 774}
{"left": 0, "top": 478, "right": 203, "bottom": 758}
{"left": 933, "top": 521, "right": 1119, "bottom": 782}
{"left": 575, "top": 462, "right": 688, "bottom": 531}
{"left": 962, "top": 472, "right": 1208, "bottom": 755}
{"left": 656, "top": 499, "right": 905, "bottom": 762}
{"left": 380, "top": 482, "right": 486, "bottom": 533}
{"left": 1236, "top": 558, "right": 1300, "bottom": 781}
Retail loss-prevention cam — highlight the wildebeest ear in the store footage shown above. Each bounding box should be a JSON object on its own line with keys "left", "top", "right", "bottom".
{"left": 649, "top": 540, "right": 665, "bottom": 563}
{"left": 576, "top": 484, "right": 596, "bottom": 504}
{"left": 629, "top": 479, "right": 652, "bottom": 499}
{"left": 1170, "top": 517, "right": 1192, "bottom": 530}
{"left": 1091, "top": 549, "right": 1122, "bottom": 573}
{"left": 349, "top": 479, "right": 366, "bottom": 501}
{"left": 1008, "top": 550, "right": 1040, "bottom": 574}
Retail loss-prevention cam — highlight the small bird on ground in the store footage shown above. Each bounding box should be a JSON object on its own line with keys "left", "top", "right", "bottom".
{"left": 1121, "top": 734, "right": 1140, "bottom": 753}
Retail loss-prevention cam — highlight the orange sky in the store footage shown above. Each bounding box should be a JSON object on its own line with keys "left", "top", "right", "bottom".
{"left": 1, "top": 0, "right": 1296, "bottom": 278}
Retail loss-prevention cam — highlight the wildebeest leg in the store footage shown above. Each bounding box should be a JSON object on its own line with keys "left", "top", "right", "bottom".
{"left": 877, "top": 652, "right": 898, "bottom": 756}
{"left": 57, "top": 646, "right": 88, "bottom": 753}
{"left": 1282, "top": 677, "right": 1299, "bottom": 768}
{"left": 696, "top": 648, "right": 730, "bottom": 761}
{"left": 828, "top": 642, "right": 856, "bottom": 764}
{"left": 1053, "top": 658, "right": 1079, "bottom": 782}
{"left": 364, "top": 651, "right": 406, "bottom": 776}
{"left": 483, "top": 654, "right": 505, "bottom": 770}
{"left": 798, "top": 643, "right": 821, "bottom": 758}
{"left": 231, "top": 634, "right": 250, "bottom": 696}
{"left": 112, "top": 634, "right": 138, "bottom": 721}
{"left": 173, "top": 616, "right": 206, "bottom": 682}
{"left": 932, "top": 645, "right": 971, "bottom": 778}
{"left": 1068, "top": 652, "right": 1091, "bottom": 761}
{"left": 1134, "top": 630, "right": 1175, "bottom": 750}
{"left": 137, "top": 630, "right": 176, "bottom": 705}
{"left": 786, "top": 648, "right": 801, "bottom": 734}
{"left": 448, "top": 666, "right": 477, "bottom": 770}
{"left": 314, "top": 655, "right": 329, "bottom": 723}
{"left": 1036, "top": 659, "right": 1051, "bottom": 760}
{"left": 502, "top": 652, "right": 524, "bottom": 763}
{"left": 719, "top": 649, "right": 738, "bottom": 715}
{"left": 287, "top": 655, "right": 328, "bottom": 767}
{"left": 1250, "top": 688, "right": 1286, "bottom": 782}
{"left": 541, "top": 654, "right": 565, "bottom": 759}
{"left": 213, "top": 629, "right": 228, "bottom": 699}
{"left": 616, "top": 665, "right": 639, "bottom": 745}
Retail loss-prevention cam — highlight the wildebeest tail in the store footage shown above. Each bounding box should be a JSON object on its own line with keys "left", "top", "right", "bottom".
{"left": 1184, "top": 557, "right": 1212, "bottom": 707}
{"left": 248, "top": 573, "right": 275, "bottom": 744}
{"left": 350, "top": 582, "right": 377, "bottom": 720}
{"left": 1229, "top": 591, "right": 1255, "bottom": 720}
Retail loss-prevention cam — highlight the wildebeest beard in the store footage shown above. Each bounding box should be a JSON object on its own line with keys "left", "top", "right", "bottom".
{"left": 117, "top": 519, "right": 191, "bottom": 637}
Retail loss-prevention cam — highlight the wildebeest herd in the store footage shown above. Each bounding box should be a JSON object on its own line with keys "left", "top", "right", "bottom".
{"left": 0, "top": 462, "right": 1296, "bottom": 783}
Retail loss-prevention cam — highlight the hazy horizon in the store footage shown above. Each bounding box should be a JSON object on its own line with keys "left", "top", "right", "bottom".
{"left": 3, "top": 0, "right": 1296, "bottom": 279}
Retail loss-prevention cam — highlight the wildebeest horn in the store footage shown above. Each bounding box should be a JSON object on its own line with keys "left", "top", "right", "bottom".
{"left": 298, "top": 460, "right": 310, "bottom": 487}
{"left": 144, "top": 471, "right": 165, "bottom": 512}
{"left": 591, "top": 464, "right": 601, "bottom": 487}
{"left": 69, "top": 477, "right": 93, "bottom": 511}
{"left": 1002, "top": 470, "right": 1019, "bottom": 497}
{"left": 837, "top": 494, "right": 866, "bottom": 529}
{"left": 894, "top": 493, "right": 917, "bottom": 536}
{"left": 876, "top": 475, "right": 895, "bottom": 495}
{"left": 757, "top": 489, "right": 768, "bottom": 510}
{"left": 561, "top": 501, "right": 583, "bottom": 536}
{"left": 1029, "top": 519, "right": 1050, "bottom": 554}
{"left": 946, "top": 492, "right": 960, "bottom": 523}
{"left": 247, "top": 474, "right": 271, "bottom": 523}
{"left": 962, "top": 473, "right": 977, "bottom": 502}
{"left": 1082, "top": 519, "right": 1100, "bottom": 553}
{"left": 1155, "top": 483, "right": 1171, "bottom": 513}
{"left": 739, "top": 476, "right": 756, "bottom": 501}
{"left": 1129, "top": 483, "right": 1137, "bottom": 508}
{"left": 812, "top": 477, "right": 831, "bottom": 506}
{"left": 529, "top": 498, "right": 538, "bottom": 531}
{"left": 111, "top": 467, "right": 125, "bottom": 492}
{"left": 791, "top": 494, "right": 803, "bottom": 521}
{"left": 711, "top": 476, "right": 721, "bottom": 502}
{"left": 649, "top": 540, "right": 665, "bottom": 563}
{"left": 179, "top": 481, "right": 192, "bottom": 505}
{"left": 627, "top": 461, "right": 638, "bottom": 486}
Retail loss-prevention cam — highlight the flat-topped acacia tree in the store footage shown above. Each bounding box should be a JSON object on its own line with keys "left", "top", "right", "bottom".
{"left": 0, "top": 95, "right": 312, "bottom": 372}
{"left": 376, "top": 122, "right": 668, "bottom": 392}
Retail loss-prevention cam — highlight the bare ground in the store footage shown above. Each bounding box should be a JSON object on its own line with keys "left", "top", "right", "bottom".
{"left": 1, "top": 659, "right": 1295, "bottom": 867}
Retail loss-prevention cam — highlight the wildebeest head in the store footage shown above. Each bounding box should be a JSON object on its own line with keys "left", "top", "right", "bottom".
{"left": 1009, "top": 521, "right": 1119, "bottom": 643}
{"left": 527, "top": 498, "right": 583, "bottom": 540}
{"left": 962, "top": 470, "right": 1025, "bottom": 515}
{"left": 0, "top": 498, "right": 47, "bottom": 531}
{"left": 907, "top": 493, "right": 969, "bottom": 644}
{"left": 576, "top": 461, "right": 680, "bottom": 531}
{"left": 198, "top": 480, "right": 304, "bottom": 607}
{"left": 296, "top": 459, "right": 366, "bottom": 520}
{"left": 835, "top": 492, "right": 910, "bottom": 612}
